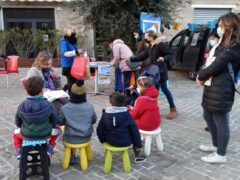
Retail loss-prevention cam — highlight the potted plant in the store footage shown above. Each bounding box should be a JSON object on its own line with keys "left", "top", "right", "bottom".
{"left": 8, "top": 27, "right": 36, "bottom": 59}
{"left": 0, "top": 30, "right": 10, "bottom": 56}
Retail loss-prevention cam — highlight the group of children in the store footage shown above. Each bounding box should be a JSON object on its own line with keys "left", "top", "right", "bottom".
{"left": 13, "top": 75, "right": 161, "bottom": 164}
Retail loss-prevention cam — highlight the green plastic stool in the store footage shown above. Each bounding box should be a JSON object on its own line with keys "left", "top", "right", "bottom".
{"left": 103, "top": 143, "right": 131, "bottom": 174}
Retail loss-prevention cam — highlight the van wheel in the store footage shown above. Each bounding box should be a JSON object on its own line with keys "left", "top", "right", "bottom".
{"left": 188, "top": 71, "right": 197, "bottom": 81}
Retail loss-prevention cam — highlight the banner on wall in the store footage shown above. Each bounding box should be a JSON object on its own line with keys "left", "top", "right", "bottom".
{"left": 98, "top": 64, "right": 111, "bottom": 84}
{"left": 140, "top": 12, "right": 162, "bottom": 33}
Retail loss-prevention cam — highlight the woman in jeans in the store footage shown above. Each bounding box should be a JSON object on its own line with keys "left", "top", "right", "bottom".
{"left": 197, "top": 12, "right": 240, "bottom": 163}
{"left": 130, "top": 30, "right": 177, "bottom": 119}
{"left": 59, "top": 26, "right": 83, "bottom": 93}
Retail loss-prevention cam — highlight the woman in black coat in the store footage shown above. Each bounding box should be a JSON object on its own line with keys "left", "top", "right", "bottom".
{"left": 131, "top": 30, "right": 177, "bottom": 120}
{"left": 197, "top": 12, "right": 240, "bottom": 164}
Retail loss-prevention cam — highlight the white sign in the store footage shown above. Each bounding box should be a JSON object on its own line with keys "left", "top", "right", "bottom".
{"left": 98, "top": 64, "right": 111, "bottom": 84}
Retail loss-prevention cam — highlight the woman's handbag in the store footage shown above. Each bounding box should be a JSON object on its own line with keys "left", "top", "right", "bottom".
{"left": 141, "top": 64, "right": 160, "bottom": 89}
{"left": 70, "top": 57, "right": 90, "bottom": 80}
{"left": 127, "top": 55, "right": 143, "bottom": 69}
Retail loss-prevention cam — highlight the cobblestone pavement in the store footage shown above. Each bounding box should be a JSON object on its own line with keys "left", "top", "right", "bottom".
{"left": 0, "top": 68, "right": 240, "bottom": 180}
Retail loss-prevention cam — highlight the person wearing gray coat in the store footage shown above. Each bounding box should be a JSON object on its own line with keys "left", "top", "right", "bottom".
{"left": 58, "top": 80, "right": 96, "bottom": 144}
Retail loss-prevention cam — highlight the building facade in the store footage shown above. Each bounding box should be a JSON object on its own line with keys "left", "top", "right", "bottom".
{"left": 164, "top": 0, "right": 240, "bottom": 40}
{"left": 0, "top": 0, "right": 95, "bottom": 59}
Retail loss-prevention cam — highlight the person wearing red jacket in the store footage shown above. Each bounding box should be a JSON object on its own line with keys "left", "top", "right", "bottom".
{"left": 129, "top": 76, "right": 160, "bottom": 131}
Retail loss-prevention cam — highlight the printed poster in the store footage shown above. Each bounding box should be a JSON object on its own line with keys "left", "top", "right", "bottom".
{"left": 98, "top": 64, "right": 111, "bottom": 84}
{"left": 140, "top": 12, "right": 162, "bottom": 33}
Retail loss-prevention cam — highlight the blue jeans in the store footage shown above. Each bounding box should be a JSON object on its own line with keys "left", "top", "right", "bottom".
{"left": 203, "top": 108, "right": 230, "bottom": 156}
{"left": 114, "top": 67, "right": 123, "bottom": 92}
{"left": 160, "top": 80, "right": 175, "bottom": 108}
{"left": 123, "top": 71, "right": 132, "bottom": 90}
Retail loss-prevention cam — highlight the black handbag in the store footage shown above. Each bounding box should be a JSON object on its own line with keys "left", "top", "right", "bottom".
{"left": 127, "top": 56, "right": 143, "bottom": 69}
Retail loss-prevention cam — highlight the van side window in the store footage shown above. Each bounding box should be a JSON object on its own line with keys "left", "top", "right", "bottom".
{"left": 190, "top": 33, "right": 200, "bottom": 46}
{"left": 171, "top": 36, "right": 182, "bottom": 47}
{"left": 184, "top": 36, "right": 189, "bottom": 46}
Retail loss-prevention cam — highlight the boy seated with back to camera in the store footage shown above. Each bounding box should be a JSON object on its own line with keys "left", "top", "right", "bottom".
{"left": 97, "top": 92, "right": 146, "bottom": 163}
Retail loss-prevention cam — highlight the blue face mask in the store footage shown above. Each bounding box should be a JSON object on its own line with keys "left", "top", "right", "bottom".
{"left": 209, "top": 40, "right": 218, "bottom": 47}
{"left": 217, "top": 27, "right": 225, "bottom": 38}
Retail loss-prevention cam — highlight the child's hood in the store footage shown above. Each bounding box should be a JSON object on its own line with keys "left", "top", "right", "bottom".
{"left": 104, "top": 106, "right": 129, "bottom": 128}
{"left": 142, "top": 86, "right": 159, "bottom": 98}
{"left": 19, "top": 98, "right": 52, "bottom": 123}
{"left": 105, "top": 106, "right": 128, "bottom": 113}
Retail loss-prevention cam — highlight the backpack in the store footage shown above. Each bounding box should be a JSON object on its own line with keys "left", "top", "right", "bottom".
{"left": 227, "top": 63, "right": 240, "bottom": 94}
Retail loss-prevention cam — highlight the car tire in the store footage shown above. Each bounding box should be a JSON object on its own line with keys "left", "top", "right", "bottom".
{"left": 188, "top": 71, "right": 197, "bottom": 81}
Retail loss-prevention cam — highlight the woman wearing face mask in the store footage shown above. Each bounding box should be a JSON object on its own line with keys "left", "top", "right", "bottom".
{"left": 197, "top": 13, "right": 240, "bottom": 164}
{"left": 26, "top": 51, "right": 68, "bottom": 114}
{"left": 27, "top": 51, "right": 58, "bottom": 90}
{"left": 59, "top": 26, "right": 83, "bottom": 93}
{"left": 130, "top": 30, "right": 177, "bottom": 120}
{"left": 133, "top": 30, "right": 147, "bottom": 56}
{"left": 203, "top": 30, "right": 220, "bottom": 132}
{"left": 128, "top": 76, "right": 160, "bottom": 131}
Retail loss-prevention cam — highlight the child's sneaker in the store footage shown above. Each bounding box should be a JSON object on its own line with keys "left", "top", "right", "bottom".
{"left": 70, "top": 154, "right": 77, "bottom": 164}
{"left": 47, "top": 145, "right": 54, "bottom": 156}
{"left": 134, "top": 154, "right": 147, "bottom": 164}
{"left": 16, "top": 148, "right": 21, "bottom": 159}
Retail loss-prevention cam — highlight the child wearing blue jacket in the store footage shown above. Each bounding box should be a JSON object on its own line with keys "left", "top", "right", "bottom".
{"left": 97, "top": 92, "right": 146, "bottom": 163}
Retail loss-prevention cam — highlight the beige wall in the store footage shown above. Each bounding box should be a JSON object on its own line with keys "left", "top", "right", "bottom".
{"left": 164, "top": 0, "right": 238, "bottom": 40}
{"left": 0, "top": 2, "right": 95, "bottom": 56}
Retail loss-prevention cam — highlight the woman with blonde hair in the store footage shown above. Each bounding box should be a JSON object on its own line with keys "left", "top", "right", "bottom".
{"left": 197, "top": 12, "right": 240, "bottom": 164}
{"left": 59, "top": 26, "right": 83, "bottom": 93}
{"left": 27, "top": 51, "right": 59, "bottom": 90}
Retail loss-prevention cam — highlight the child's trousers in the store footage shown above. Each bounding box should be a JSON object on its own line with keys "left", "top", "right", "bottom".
{"left": 12, "top": 128, "right": 59, "bottom": 149}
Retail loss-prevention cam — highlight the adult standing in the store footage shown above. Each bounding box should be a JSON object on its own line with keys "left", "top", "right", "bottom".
{"left": 59, "top": 26, "right": 83, "bottom": 93}
{"left": 133, "top": 29, "right": 147, "bottom": 56}
{"left": 197, "top": 13, "right": 240, "bottom": 164}
{"left": 130, "top": 30, "right": 177, "bottom": 119}
{"left": 108, "top": 38, "right": 134, "bottom": 91}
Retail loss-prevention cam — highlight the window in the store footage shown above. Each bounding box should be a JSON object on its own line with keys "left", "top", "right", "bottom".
{"left": 3, "top": 8, "right": 55, "bottom": 57}
{"left": 171, "top": 36, "right": 182, "bottom": 48}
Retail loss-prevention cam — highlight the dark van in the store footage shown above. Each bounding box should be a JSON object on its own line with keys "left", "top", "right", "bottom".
{"left": 169, "top": 25, "right": 212, "bottom": 80}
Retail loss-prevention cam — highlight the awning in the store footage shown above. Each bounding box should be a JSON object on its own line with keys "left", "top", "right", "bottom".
{"left": 0, "top": 0, "right": 73, "bottom": 2}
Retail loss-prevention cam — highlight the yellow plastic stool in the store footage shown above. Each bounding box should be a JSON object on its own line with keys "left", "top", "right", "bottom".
{"left": 103, "top": 143, "right": 131, "bottom": 174}
{"left": 62, "top": 141, "right": 92, "bottom": 171}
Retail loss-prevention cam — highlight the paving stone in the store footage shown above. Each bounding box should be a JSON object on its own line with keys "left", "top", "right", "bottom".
{"left": 58, "top": 170, "right": 89, "bottom": 180}
{"left": 1, "top": 69, "right": 240, "bottom": 180}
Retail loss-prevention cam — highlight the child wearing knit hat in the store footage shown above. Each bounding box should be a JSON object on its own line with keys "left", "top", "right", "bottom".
{"left": 58, "top": 79, "right": 96, "bottom": 162}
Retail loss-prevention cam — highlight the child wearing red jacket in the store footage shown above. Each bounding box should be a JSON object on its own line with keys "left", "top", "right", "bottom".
{"left": 129, "top": 76, "right": 160, "bottom": 131}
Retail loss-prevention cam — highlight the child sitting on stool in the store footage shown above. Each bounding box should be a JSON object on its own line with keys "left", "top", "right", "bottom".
{"left": 128, "top": 76, "right": 160, "bottom": 131}
{"left": 97, "top": 92, "right": 146, "bottom": 163}
{"left": 58, "top": 80, "right": 97, "bottom": 163}
{"left": 13, "top": 76, "right": 59, "bottom": 159}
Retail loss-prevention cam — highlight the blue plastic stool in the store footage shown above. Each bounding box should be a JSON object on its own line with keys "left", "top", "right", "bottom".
{"left": 19, "top": 139, "right": 50, "bottom": 180}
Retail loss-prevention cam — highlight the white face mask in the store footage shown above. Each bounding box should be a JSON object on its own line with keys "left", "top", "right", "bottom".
{"left": 136, "top": 87, "right": 141, "bottom": 94}
{"left": 134, "top": 35, "right": 139, "bottom": 40}
{"left": 209, "top": 40, "right": 218, "bottom": 47}
{"left": 217, "top": 27, "right": 225, "bottom": 37}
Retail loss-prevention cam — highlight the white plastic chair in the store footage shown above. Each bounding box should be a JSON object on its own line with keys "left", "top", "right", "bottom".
{"left": 139, "top": 127, "right": 163, "bottom": 156}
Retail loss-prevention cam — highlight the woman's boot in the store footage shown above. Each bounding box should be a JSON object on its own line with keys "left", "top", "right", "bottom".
{"left": 166, "top": 108, "right": 177, "bottom": 120}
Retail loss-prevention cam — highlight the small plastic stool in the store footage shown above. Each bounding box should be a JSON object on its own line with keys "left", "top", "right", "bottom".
{"left": 103, "top": 143, "right": 131, "bottom": 174}
{"left": 19, "top": 139, "right": 50, "bottom": 180}
{"left": 139, "top": 127, "right": 163, "bottom": 156}
{"left": 62, "top": 141, "right": 92, "bottom": 171}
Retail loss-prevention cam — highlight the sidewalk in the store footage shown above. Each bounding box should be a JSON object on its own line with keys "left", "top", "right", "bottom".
{"left": 0, "top": 68, "right": 240, "bottom": 180}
